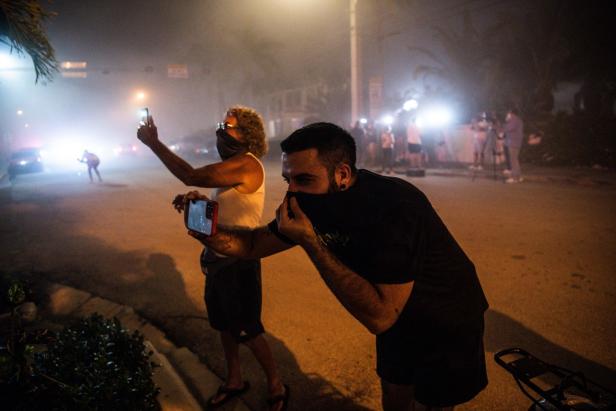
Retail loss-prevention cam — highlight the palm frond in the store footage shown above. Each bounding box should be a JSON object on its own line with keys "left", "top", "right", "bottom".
{"left": 0, "top": 0, "right": 58, "bottom": 82}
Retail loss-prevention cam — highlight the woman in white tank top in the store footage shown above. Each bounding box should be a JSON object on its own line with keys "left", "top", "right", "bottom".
{"left": 137, "top": 106, "right": 288, "bottom": 410}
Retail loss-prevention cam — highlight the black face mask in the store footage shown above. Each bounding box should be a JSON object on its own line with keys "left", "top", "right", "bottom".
{"left": 216, "top": 128, "right": 247, "bottom": 160}
{"left": 286, "top": 190, "right": 353, "bottom": 230}
{"left": 286, "top": 189, "right": 366, "bottom": 255}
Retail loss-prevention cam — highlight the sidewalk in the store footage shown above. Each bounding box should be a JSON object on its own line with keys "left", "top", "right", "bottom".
{"left": 31, "top": 279, "right": 250, "bottom": 411}
{"left": 396, "top": 163, "right": 616, "bottom": 186}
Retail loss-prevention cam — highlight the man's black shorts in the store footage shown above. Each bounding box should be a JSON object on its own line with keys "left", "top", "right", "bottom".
{"left": 408, "top": 143, "right": 422, "bottom": 154}
{"left": 201, "top": 253, "right": 264, "bottom": 343}
{"left": 376, "top": 316, "right": 488, "bottom": 407}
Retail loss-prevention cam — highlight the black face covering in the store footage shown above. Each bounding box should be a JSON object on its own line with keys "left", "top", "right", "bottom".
{"left": 216, "top": 128, "right": 247, "bottom": 160}
{"left": 286, "top": 190, "right": 353, "bottom": 232}
{"left": 285, "top": 188, "right": 372, "bottom": 261}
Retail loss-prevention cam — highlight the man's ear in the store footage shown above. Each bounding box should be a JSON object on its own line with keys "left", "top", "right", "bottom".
{"left": 335, "top": 163, "right": 353, "bottom": 190}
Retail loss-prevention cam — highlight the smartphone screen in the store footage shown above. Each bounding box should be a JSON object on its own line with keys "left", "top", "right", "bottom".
{"left": 140, "top": 107, "right": 149, "bottom": 126}
{"left": 186, "top": 199, "right": 217, "bottom": 236}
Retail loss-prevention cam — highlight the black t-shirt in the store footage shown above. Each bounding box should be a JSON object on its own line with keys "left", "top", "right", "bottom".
{"left": 268, "top": 169, "right": 488, "bottom": 333}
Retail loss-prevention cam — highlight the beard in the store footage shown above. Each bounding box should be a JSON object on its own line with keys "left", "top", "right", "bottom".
{"left": 327, "top": 172, "right": 341, "bottom": 193}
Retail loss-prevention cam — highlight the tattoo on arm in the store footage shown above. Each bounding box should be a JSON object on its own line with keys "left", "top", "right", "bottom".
{"left": 301, "top": 238, "right": 386, "bottom": 332}
{"left": 203, "top": 225, "right": 289, "bottom": 259}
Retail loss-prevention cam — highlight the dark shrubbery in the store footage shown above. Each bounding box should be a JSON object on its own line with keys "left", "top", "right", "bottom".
{"left": 521, "top": 113, "right": 616, "bottom": 168}
{"left": 33, "top": 315, "right": 161, "bottom": 410}
{"left": 1, "top": 274, "right": 160, "bottom": 411}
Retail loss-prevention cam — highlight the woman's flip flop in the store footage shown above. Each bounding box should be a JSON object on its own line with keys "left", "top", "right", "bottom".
{"left": 206, "top": 380, "right": 250, "bottom": 409}
{"left": 267, "top": 384, "right": 290, "bottom": 411}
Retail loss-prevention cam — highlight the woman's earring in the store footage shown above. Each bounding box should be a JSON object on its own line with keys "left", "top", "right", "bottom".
{"left": 340, "top": 184, "right": 347, "bottom": 190}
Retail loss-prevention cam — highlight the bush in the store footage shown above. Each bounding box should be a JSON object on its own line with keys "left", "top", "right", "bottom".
{"left": 1, "top": 314, "right": 160, "bottom": 410}
{"left": 521, "top": 112, "right": 616, "bottom": 168}
{"left": 0, "top": 274, "right": 32, "bottom": 312}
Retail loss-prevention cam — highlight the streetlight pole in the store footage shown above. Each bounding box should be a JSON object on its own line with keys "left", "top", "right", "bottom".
{"left": 350, "top": 0, "right": 362, "bottom": 125}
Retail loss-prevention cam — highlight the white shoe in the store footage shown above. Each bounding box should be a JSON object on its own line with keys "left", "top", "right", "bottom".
{"left": 505, "top": 177, "right": 523, "bottom": 184}
{"left": 503, "top": 169, "right": 511, "bottom": 175}
{"left": 468, "top": 165, "right": 476, "bottom": 170}
{"left": 476, "top": 165, "right": 483, "bottom": 170}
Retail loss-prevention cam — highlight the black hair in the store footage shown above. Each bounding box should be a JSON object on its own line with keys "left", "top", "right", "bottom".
{"left": 280, "top": 122, "right": 357, "bottom": 175}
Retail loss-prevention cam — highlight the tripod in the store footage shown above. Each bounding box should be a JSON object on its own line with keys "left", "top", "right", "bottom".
{"left": 472, "top": 131, "right": 504, "bottom": 182}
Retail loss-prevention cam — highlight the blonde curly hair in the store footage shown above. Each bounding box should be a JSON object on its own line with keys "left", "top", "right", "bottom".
{"left": 227, "top": 106, "right": 268, "bottom": 158}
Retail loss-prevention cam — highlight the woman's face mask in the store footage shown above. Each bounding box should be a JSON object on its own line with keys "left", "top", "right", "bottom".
{"left": 216, "top": 127, "right": 247, "bottom": 160}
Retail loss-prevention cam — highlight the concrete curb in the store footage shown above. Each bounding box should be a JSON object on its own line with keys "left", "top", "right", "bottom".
{"left": 385, "top": 167, "right": 616, "bottom": 186}
{"left": 37, "top": 281, "right": 251, "bottom": 411}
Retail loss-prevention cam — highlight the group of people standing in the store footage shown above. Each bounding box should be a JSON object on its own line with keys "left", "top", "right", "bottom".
{"left": 349, "top": 118, "right": 424, "bottom": 174}
{"left": 470, "top": 108, "right": 525, "bottom": 183}
{"left": 348, "top": 108, "right": 525, "bottom": 183}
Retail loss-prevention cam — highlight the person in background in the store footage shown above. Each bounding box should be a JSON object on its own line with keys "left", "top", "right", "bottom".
{"left": 406, "top": 117, "right": 423, "bottom": 169}
{"left": 488, "top": 112, "right": 505, "bottom": 166}
{"left": 78, "top": 150, "right": 102, "bottom": 183}
{"left": 350, "top": 120, "right": 366, "bottom": 167}
{"left": 380, "top": 125, "right": 395, "bottom": 174}
{"left": 469, "top": 113, "right": 489, "bottom": 170}
{"left": 365, "top": 120, "right": 378, "bottom": 167}
{"left": 503, "top": 108, "right": 525, "bottom": 183}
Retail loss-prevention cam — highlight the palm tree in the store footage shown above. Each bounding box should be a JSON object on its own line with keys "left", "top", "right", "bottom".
{"left": 0, "top": 0, "right": 57, "bottom": 82}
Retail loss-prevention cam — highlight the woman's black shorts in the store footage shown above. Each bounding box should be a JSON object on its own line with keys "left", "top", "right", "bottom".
{"left": 408, "top": 143, "right": 422, "bottom": 154}
{"left": 201, "top": 254, "right": 264, "bottom": 343}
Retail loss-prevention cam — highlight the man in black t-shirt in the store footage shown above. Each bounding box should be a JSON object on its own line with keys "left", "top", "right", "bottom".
{"left": 180, "top": 122, "right": 489, "bottom": 411}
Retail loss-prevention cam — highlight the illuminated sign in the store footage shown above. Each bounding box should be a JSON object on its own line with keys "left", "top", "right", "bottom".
{"left": 60, "top": 61, "right": 87, "bottom": 70}
{"left": 61, "top": 71, "right": 87, "bottom": 78}
{"left": 167, "top": 64, "right": 188, "bottom": 79}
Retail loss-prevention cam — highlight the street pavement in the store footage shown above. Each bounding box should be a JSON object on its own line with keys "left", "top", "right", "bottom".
{"left": 1, "top": 158, "right": 615, "bottom": 410}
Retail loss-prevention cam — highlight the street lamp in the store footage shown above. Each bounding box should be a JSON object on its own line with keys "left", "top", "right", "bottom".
{"left": 17, "top": 109, "right": 24, "bottom": 116}
{"left": 381, "top": 115, "right": 394, "bottom": 126}
{"left": 135, "top": 90, "right": 147, "bottom": 101}
{"left": 350, "top": 0, "right": 361, "bottom": 125}
{"left": 403, "top": 99, "right": 418, "bottom": 111}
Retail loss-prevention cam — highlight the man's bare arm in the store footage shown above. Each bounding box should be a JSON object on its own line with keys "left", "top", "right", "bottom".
{"left": 190, "top": 225, "right": 293, "bottom": 259}
{"left": 301, "top": 234, "right": 413, "bottom": 335}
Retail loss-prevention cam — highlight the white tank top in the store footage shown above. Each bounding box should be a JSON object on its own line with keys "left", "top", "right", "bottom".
{"left": 212, "top": 152, "right": 265, "bottom": 229}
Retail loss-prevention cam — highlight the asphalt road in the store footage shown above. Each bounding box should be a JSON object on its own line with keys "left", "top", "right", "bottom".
{"left": 1, "top": 158, "right": 614, "bottom": 411}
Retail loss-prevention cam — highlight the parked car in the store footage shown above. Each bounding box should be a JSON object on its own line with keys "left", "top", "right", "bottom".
{"left": 166, "top": 136, "right": 217, "bottom": 161}
{"left": 8, "top": 147, "right": 44, "bottom": 180}
{"left": 113, "top": 143, "right": 139, "bottom": 157}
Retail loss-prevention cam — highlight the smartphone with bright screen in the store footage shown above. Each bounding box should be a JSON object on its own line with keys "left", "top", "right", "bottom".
{"left": 140, "top": 107, "right": 149, "bottom": 126}
{"left": 185, "top": 199, "right": 218, "bottom": 236}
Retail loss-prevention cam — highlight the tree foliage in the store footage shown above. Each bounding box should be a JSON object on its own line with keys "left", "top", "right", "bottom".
{"left": 0, "top": 0, "right": 58, "bottom": 82}
{"left": 408, "top": 1, "right": 615, "bottom": 119}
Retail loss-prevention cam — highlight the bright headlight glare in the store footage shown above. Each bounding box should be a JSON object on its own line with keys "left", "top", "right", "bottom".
{"left": 381, "top": 115, "right": 394, "bottom": 126}
{"left": 417, "top": 106, "right": 453, "bottom": 129}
